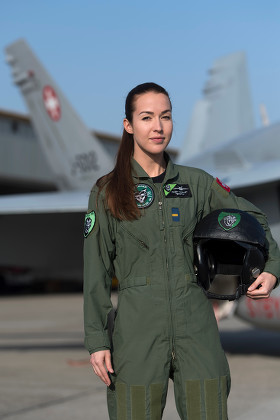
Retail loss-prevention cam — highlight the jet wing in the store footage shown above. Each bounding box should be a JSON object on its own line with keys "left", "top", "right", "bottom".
{"left": 182, "top": 121, "right": 280, "bottom": 191}
{"left": 222, "top": 160, "right": 280, "bottom": 190}
{"left": 0, "top": 190, "right": 89, "bottom": 214}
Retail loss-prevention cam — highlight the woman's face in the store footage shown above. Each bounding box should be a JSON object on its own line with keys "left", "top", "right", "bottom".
{"left": 124, "top": 91, "right": 173, "bottom": 158}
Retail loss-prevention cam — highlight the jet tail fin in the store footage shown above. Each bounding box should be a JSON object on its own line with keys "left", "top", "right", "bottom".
{"left": 5, "top": 39, "right": 113, "bottom": 191}
{"left": 178, "top": 52, "right": 255, "bottom": 162}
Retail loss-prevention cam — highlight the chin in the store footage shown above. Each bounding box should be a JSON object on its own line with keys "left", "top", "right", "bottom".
{"left": 148, "top": 147, "right": 166, "bottom": 155}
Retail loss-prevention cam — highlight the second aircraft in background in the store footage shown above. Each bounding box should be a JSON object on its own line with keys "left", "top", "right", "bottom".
{"left": 0, "top": 40, "right": 279, "bottom": 330}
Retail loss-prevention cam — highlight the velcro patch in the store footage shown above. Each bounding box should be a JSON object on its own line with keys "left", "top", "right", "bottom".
{"left": 216, "top": 177, "right": 230, "bottom": 192}
{"left": 172, "top": 207, "right": 180, "bottom": 221}
{"left": 164, "top": 183, "right": 192, "bottom": 198}
{"left": 84, "top": 211, "right": 96, "bottom": 238}
{"left": 135, "top": 184, "right": 154, "bottom": 208}
{"left": 218, "top": 211, "right": 241, "bottom": 231}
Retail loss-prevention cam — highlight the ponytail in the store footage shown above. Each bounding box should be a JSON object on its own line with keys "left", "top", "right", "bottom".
{"left": 96, "top": 82, "right": 171, "bottom": 221}
{"left": 96, "top": 129, "right": 140, "bottom": 220}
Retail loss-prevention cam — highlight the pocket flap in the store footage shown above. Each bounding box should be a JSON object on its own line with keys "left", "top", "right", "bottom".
{"left": 119, "top": 276, "right": 148, "bottom": 290}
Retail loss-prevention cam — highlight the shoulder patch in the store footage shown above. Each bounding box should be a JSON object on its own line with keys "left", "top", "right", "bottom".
{"left": 216, "top": 177, "right": 230, "bottom": 193}
{"left": 84, "top": 211, "right": 96, "bottom": 238}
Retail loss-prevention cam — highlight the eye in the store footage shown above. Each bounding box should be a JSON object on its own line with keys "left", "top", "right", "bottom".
{"left": 162, "top": 115, "right": 171, "bottom": 120}
{"left": 142, "top": 116, "right": 151, "bottom": 120}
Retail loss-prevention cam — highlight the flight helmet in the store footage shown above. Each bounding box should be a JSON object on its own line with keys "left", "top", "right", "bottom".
{"left": 193, "top": 209, "right": 268, "bottom": 300}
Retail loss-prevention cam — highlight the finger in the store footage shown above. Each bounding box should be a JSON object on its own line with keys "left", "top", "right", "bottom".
{"left": 249, "top": 285, "right": 270, "bottom": 295}
{"left": 90, "top": 360, "right": 98, "bottom": 376}
{"left": 247, "top": 293, "right": 270, "bottom": 300}
{"left": 105, "top": 352, "right": 114, "bottom": 373}
{"left": 96, "top": 363, "right": 111, "bottom": 386}
{"left": 93, "top": 356, "right": 111, "bottom": 385}
{"left": 90, "top": 357, "right": 107, "bottom": 383}
{"left": 90, "top": 354, "right": 97, "bottom": 367}
{"left": 94, "top": 365, "right": 105, "bottom": 383}
{"left": 90, "top": 353, "right": 104, "bottom": 370}
{"left": 92, "top": 362, "right": 110, "bottom": 386}
{"left": 89, "top": 353, "right": 112, "bottom": 386}
{"left": 246, "top": 288, "right": 270, "bottom": 299}
{"left": 90, "top": 358, "right": 97, "bottom": 371}
{"left": 247, "top": 276, "right": 264, "bottom": 292}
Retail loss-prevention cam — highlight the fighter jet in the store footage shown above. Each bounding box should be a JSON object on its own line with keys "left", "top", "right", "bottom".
{"left": 0, "top": 40, "right": 279, "bottom": 331}
{"left": 0, "top": 39, "right": 114, "bottom": 284}
{"left": 179, "top": 52, "right": 280, "bottom": 330}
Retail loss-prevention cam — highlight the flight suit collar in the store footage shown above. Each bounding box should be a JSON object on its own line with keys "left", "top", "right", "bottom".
{"left": 131, "top": 153, "right": 179, "bottom": 183}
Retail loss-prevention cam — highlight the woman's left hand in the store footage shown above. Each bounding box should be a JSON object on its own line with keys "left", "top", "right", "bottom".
{"left": 246, "top": 272, "right": 277, "bottom": 299}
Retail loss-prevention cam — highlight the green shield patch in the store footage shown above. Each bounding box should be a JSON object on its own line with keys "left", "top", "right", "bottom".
{"left": 84, "top": 211, "right": 96, "bottom": 238}
{"left": 218, "top": 212, "right": 241, "bottom": 231}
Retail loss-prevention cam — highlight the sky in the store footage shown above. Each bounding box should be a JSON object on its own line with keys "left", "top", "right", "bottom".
{"left": 0, "top": 0, "right": 280, "bottom": 149}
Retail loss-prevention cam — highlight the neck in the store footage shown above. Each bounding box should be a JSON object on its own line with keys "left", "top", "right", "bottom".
{"left": 133, "top": 151, "right": 166, "bottom": 177}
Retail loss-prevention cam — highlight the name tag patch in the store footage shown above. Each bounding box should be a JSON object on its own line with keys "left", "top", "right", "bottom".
{"left": 172, "top": 207, "right": 180, "bottom": 221}
{"left": 164, "top": 184, "right": 192, "bottom": 198}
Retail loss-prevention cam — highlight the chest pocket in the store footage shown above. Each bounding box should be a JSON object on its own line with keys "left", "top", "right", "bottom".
{"left": 163, "top": 183, "right": 193, "bottom": 227}
{"left": 181, "top": 211, "right": 202, "bottom": 271}
{"left": 114, "top": 222, "right": 150, "bottom": 285}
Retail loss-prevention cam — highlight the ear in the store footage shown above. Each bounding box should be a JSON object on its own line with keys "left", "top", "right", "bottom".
{"left": 123, "top": 118, "right": 134, "bottom": 134}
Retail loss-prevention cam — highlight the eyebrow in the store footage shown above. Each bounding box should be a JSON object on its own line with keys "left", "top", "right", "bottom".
{"left": 138, "top": 109, "right": 172, "bottom": 116}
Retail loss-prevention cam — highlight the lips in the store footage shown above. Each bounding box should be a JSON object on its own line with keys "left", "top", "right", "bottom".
{"left": 150, "top": 137, "right": 164, "bottom": 143}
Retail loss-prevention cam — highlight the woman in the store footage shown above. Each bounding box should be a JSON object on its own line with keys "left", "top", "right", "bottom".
{"left": 83, "top": 83, "right": 279, "bottom": 420}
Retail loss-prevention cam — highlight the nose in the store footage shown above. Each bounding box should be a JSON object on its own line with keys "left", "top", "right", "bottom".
{"left": 153, "top": 117, "right": 163, "bottom": 132}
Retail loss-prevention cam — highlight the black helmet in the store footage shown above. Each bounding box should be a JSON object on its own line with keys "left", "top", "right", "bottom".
{"left": 193, "top": 209, "right": 268, "bottom": 300}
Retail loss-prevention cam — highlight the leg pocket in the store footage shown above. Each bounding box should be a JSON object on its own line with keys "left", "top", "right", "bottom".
{"left": 181, "top": 376, "right": 229, "bottom": 420}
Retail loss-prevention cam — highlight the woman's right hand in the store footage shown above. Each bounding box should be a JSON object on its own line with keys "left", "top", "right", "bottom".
{"left": 90, "top": 350, "right": 114, "bottom": 386}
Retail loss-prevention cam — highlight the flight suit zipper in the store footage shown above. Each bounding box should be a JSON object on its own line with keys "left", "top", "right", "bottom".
{"left": 158, "top": 191, "right": 176, "bottom": 361}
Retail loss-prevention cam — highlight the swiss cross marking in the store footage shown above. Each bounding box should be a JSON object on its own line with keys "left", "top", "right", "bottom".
{"left": 42, "top": 85, "right": 61, "bottom": 121}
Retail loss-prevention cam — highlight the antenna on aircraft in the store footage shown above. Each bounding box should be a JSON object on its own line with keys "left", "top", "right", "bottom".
{"left": 259, "top": 103, "right": 270, "bottom": 126}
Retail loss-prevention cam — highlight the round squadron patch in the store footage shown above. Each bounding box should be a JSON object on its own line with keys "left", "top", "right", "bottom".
{"left": 135, "top": 184, "right": 154, "bottom": 208}
{"left": 218, "top": 211, "right": 241, "bottom": 231}
{"left": 84, "top": 211, "right": 96, "bottom": 238}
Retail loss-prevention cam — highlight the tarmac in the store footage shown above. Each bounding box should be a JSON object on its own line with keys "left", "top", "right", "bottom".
{"left": 0, "top": 292, "right": 280, "bottom": 420}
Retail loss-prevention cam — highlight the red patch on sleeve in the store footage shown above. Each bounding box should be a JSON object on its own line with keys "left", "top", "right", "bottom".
{"left": 216, "top": 177, "right": 230, "bottom": 192}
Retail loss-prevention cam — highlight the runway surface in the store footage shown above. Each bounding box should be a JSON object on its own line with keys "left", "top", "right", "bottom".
{"left": 0, "top": 293, "right": 279, "bottom": 419}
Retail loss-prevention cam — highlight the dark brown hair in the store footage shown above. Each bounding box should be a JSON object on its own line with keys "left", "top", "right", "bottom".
{"left": 96, "top": 82, "right": 171, "bottom": 220}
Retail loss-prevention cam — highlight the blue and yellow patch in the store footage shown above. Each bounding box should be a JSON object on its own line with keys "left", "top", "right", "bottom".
{"left": 172, "top": 207, "right": 180, "bottom": 222}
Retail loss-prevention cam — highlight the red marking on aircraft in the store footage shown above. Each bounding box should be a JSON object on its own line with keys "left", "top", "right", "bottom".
{"left": 42, "top": 85, "right": 61, "bottom": 121}
{"left": 246, "top": 297, "right": 280, "bottom": 319}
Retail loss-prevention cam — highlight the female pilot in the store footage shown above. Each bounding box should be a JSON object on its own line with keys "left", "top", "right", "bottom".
{"left": 83, "top": 82, "right": 279, "bottom": 420}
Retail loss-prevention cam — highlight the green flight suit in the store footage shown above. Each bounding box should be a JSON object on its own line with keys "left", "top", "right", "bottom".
{"left": 83, "top": 156, "right": 280, "bottom": 420}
